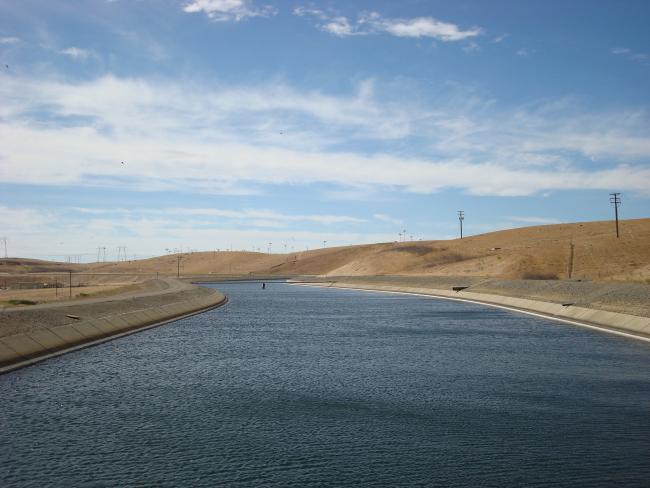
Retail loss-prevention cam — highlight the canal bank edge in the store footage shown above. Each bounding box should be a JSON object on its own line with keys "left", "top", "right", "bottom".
{"left": 0, "top": 282, "right": 227, "bottom": 374}
{"left": 292, "top": 281, "right": 650, "bottom": 343}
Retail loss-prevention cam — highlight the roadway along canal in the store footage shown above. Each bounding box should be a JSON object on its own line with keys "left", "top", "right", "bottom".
{"left": 1, "top": 282, "right": 649, "bottom": 487}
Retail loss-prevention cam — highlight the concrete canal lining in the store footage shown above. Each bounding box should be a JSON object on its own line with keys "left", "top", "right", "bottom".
{"left": 0, "top": 279, "right": 227, "bottom": 374}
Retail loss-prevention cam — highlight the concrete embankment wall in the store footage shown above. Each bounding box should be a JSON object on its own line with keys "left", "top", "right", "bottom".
{"left": 296, "top": 281, "right": 650, "bottom": 342}
{"left": 0, "top": 283, "right": 226, "bottom": 373}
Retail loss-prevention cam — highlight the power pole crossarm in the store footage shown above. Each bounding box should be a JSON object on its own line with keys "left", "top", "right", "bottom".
{"left": 609, "top": 193, "right": 621, "bottom": 238}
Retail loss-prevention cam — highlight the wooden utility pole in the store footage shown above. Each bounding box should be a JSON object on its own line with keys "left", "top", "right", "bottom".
{"left": 609, "top": 192, "right": 621, "bottom": 238}
{"left": 69, "top": 271, "right": 72, "bottom": 298}
{"left": 567, "top": 242, "right": 575, "bottom": 279}
{"left": 458, "top": 210, "right": 465, "bottom": 239}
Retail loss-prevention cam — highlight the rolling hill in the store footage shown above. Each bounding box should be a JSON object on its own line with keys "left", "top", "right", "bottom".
{"left": 1, "top": 218, "right": 649, "bottom": 283}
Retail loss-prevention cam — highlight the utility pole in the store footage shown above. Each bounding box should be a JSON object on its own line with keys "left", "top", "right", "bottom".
{"left": 609, "top": 192, "right": 621, "bottom": 238}
{"left": 1, "top": 237, "right": 7, "bottom": 258}
{"left": 458, "top": 210, "right": 465, "bottom": 239}
{"left": 177, "top": 254, "right": 182, "bottom": 278}
{"left": 69, "top": 271, "right": 72, "bottom": 298}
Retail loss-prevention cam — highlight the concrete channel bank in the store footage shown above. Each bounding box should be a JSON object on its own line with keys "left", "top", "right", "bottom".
{"left": 292, "top": 277, "right": 650, "bottom": 343}
{"left": 0, "top": 279, "right": 226, "bottom": 373}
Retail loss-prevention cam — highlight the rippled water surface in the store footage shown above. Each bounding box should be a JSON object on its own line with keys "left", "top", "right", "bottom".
{"left": 1, "top": 282, "right": 649, "bottom": 487}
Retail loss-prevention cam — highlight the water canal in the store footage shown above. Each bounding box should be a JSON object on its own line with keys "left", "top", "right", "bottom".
{"left": 1, "top": 282, "right": 649, "bottom": 487}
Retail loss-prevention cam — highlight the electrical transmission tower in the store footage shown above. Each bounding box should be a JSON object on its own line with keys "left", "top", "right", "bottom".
{"left": 458, "top": 210, "right": 465, "bottom": 239}
{"left": 609, "top": 193, "right": 621, "bottom": 238}
{"left": 97, "top": 247, "right": 107, "bottom": 262}
{"left": 117, "top": 246, "right": 128, "bottom": 261}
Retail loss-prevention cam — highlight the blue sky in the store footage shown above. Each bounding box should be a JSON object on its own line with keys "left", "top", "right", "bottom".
{"left": 1, "top": 0, "right": 649, "bottom": 261}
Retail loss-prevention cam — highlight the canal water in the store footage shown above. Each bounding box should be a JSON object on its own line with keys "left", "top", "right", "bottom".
{"left": 1, "top": 282, "right": 649, "bottom": 487}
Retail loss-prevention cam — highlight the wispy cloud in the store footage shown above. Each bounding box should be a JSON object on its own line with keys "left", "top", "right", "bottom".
{"left": 0, "top": 36, "right": 20, "bottom": 44}
{"left": 72, "top": 206, "right": 364, "bottom": 225}
{"left": 59, "top": 46, "right": 93, "bottom": 60}
{"left": 183, "top": 0, "right": 275, "bottom": 22}
{"left": 611, "top": 47, "right": 649, "bottom": 64}
{"left": 0, "top": 205, "right": 384, "bottom": 258}
{"left": 462, "top": 41, "right": 481, "bottom": 53}
{"left": 361, "top": 12, "right": 482, "bottom": 41}
{"left": 374, "top": 213, "right": 403, "bottom": 225}
{"left": 2, "top": 74, "right": 650, "bottom": 197}
{"left": 294, "top": 8, "right": 481, "bottom": 41}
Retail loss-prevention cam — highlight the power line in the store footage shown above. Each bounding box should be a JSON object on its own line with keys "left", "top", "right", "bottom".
{"left": 609, "top": 192, "right": 621, "bottom": 238}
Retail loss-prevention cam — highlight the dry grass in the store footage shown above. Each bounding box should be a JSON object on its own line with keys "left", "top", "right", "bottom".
{"left": 1, "top": 218, "right": 649, "bottom": 283}
{"left": 0, "top": 284, "right": 140, "bottom": 308}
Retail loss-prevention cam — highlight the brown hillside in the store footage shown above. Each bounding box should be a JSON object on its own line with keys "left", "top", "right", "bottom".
{"left": 1, "top": 218, "right": 649, "bottom": 283}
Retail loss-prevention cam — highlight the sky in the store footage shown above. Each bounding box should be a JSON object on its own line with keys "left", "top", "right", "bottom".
{"left": 1, "top": 0, "right": 649, "bottom": 261}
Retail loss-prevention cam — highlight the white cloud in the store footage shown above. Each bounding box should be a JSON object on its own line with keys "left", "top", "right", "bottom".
{"left": 0, "top": 36, "right": 20, "bottom": 44}
{"left": 462, "top": 41, "right": 480, "bottom": 53}
{"left": 154, "top": 207, "right": 365, "bottom": 225}
{"left": 2, "top": 74, "right": 650, "bottom": 197}
{"left": 322, "top": 16, "right": 360, "bottom": 37}
{"left": 360, "top": 12, "right": 481, "bottom": 41}
{"left": 183, "top": 0, "right": 275, "bottom": 22}
{"left": 0, "top": 206, "right": 48, "bottom": 232}
{"left": 611, "top": 47, "right": 649, "bottom": 64}
{"left": 516, "top": 48, "right": 530, "bottom": 57}
{"left": 294, "top": 8, "right": 481, "bottom": 41}
{"left": 59, "top": 47, "right": 93, "bottom": 60}
{"left": 0, "top": 205, "right": 386, "bottom": 259}
{"left": 374, "top": 213, "right": 403, "bottom": 225}
{"left": 293, "top": 6, "right": 326, "bottom": 19}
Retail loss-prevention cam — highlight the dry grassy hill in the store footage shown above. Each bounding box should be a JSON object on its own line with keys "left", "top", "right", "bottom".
{"left": 2, "top": 218, "right": 649, "bottom": 283}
